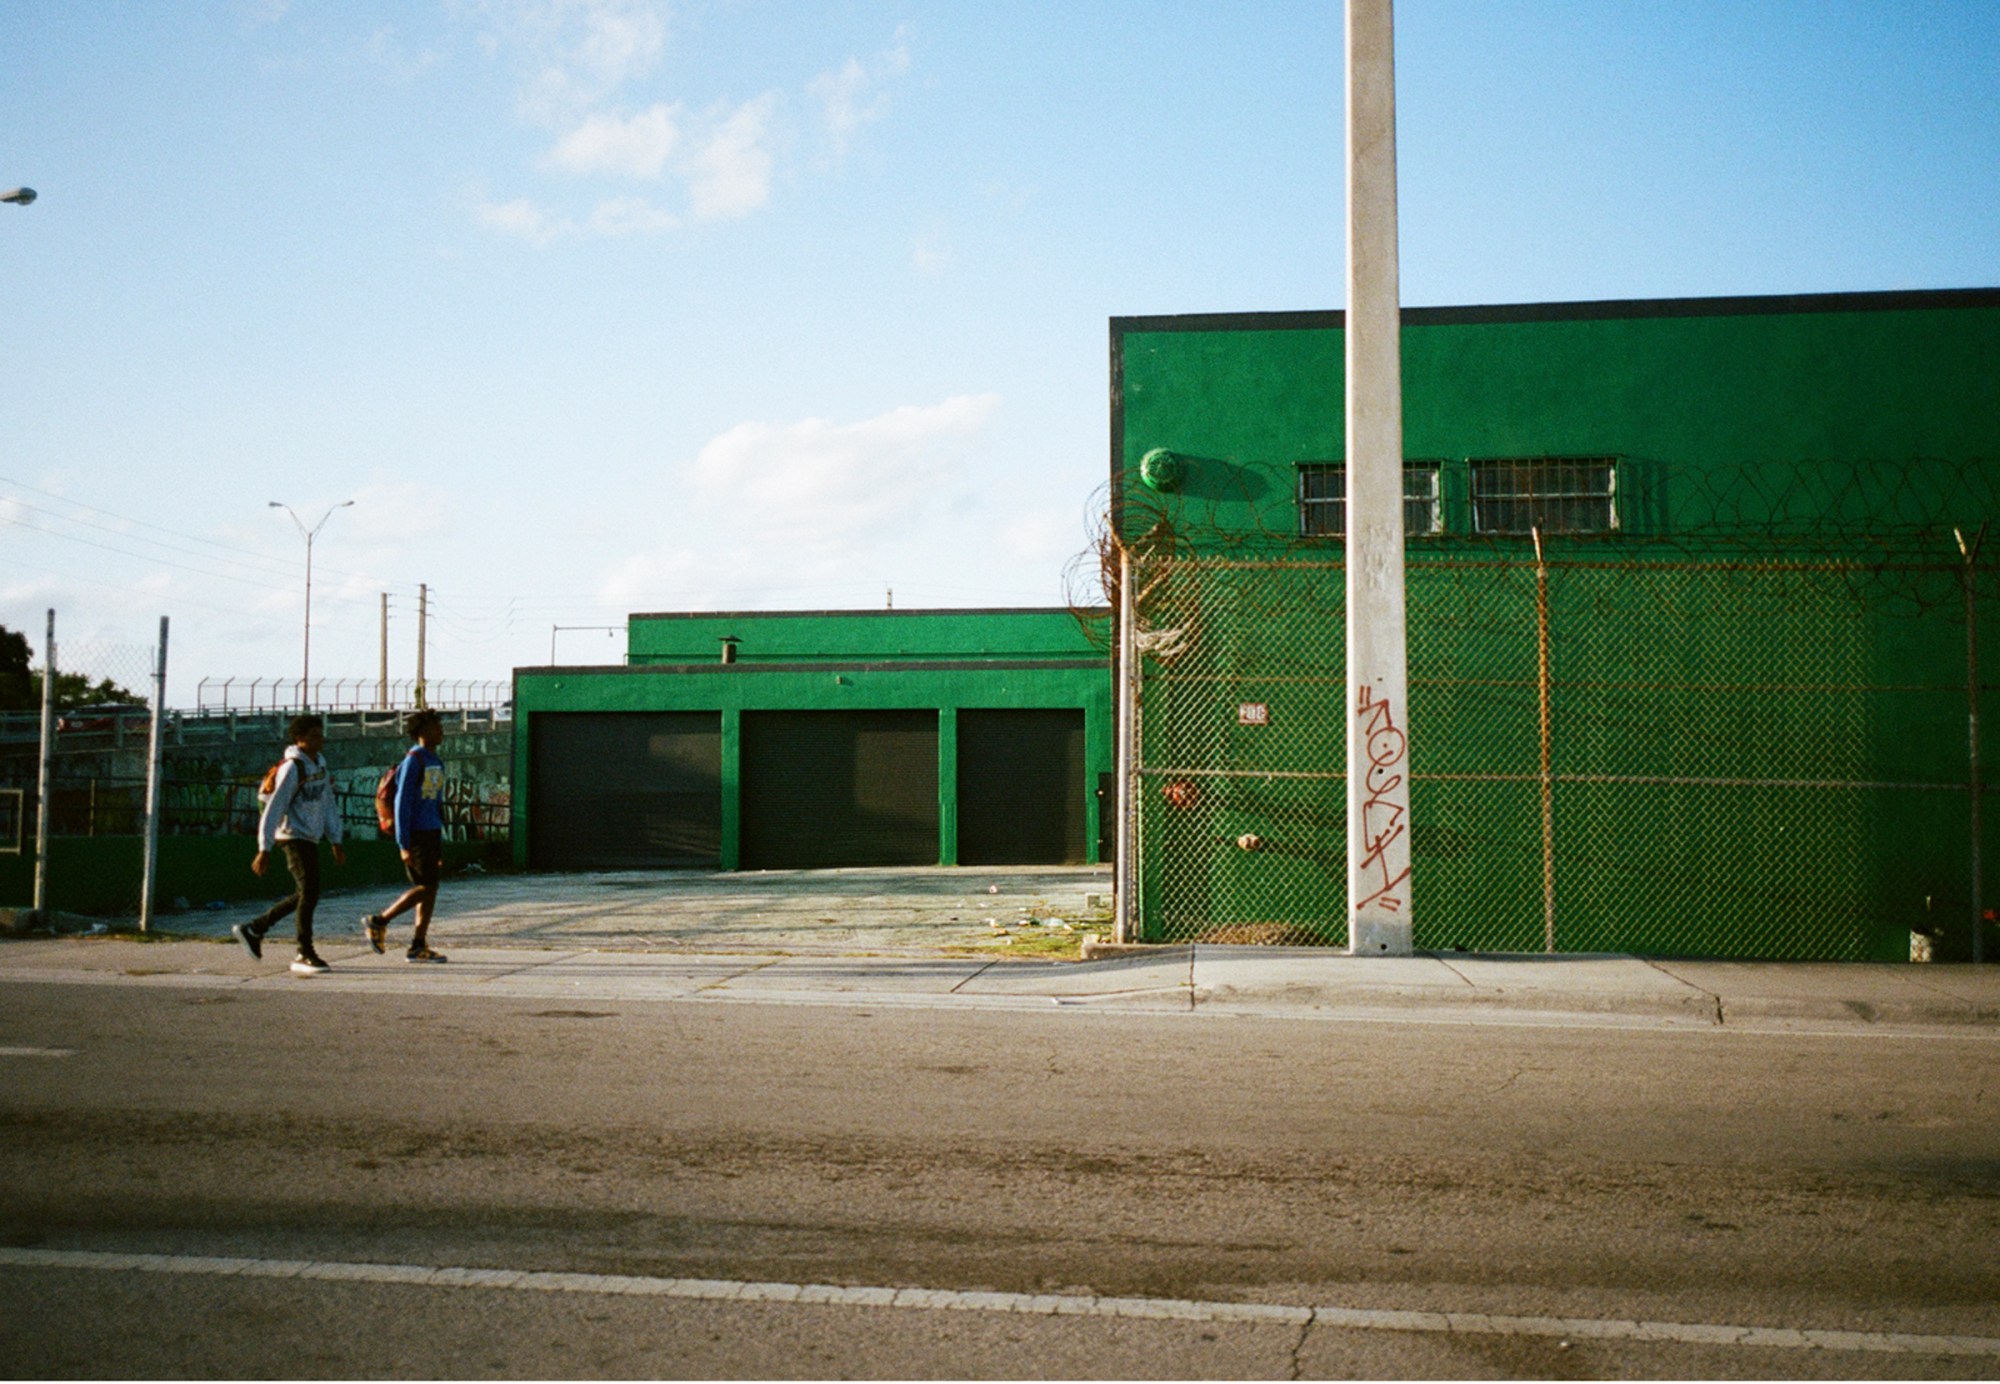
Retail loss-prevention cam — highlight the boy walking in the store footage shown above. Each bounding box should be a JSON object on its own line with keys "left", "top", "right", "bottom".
{"left": 361, "top": 708, "right": 449, "bottom": 963}
{"left": 235, "top": 714, "right": 346, "bottom": 975}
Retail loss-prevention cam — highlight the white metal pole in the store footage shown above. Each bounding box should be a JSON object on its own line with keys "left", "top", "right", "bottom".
{"left": 1345, "top": 0, "right": 1414, "bottom": 954}
{"left": 32, "top": 609, "right": 54, "bottom": 919}
{"left": 138, "top": 617, "right": 168, "bottom": 934}
{"left": 416, "top": 583, "right": 429, "bottom": 708}
{"left": 379, "top": 593, "right": 390, "bottom": 711}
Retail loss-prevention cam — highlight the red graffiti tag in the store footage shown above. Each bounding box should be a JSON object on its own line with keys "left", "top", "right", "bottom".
{"left": 1355, "top": 686, "right": 1411, "bottom": 912}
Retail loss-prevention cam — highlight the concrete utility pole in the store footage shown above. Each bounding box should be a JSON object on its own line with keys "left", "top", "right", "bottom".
{"left": 32, "top": 610, "right": 53, "bottom": 919}
{"left": 1345, "top": 0, "right": 1414, "bottom": 954}
{"left": 138, "top": 617, "right": 168, "bottom": 934}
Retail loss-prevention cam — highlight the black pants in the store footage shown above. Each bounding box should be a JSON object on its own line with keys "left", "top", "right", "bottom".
{"left": 250, "top": 840, "right": 321, "bottom": 952}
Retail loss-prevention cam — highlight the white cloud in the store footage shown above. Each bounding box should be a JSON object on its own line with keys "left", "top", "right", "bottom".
{"left": 475, "top": 193, "right": 680, "bottom": 242}
{"left": 476, "top": 196, "right": 569, "bottom": 245}
{"left": 367, "top": 25, "right": 445, "bottom": 81}
{"left": 498, "top": 0, "right": 668, "bottom": 124}
{"left": 534, "top": 94, "right": 771, "bottom": 223}
{"left": 468, "top": 10, "right": 908, "bottom": 241}
{"left": 586, "top": 196, "right": 680, "bottom": 236}
{"left": 809, "top": 34, "right": 911, "bottom": 156}
{"left": 543, "top": 102, "right": 682, "bottom": 178}
{"left": 687, "top": 394, "right": 1002, "bottom": 549}
{"left": 569, "top": 0, "right": 665, "bottom": 86}
{"left": 683, "top": 96, "right": 776, "bottom": 221}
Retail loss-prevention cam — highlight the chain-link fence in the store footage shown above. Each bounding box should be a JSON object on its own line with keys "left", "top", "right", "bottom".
{"left": 2, "top": 615, "right": 511, "bottom": 926}
{"left": 0, "top": 630, "right": 164, "bottom": 921}
{"left": 1126, "top": 549, "right": 1998, "bottom": 960}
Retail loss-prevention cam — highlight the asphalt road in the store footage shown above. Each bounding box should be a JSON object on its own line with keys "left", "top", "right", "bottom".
{"left": 3, "top": 981, "right": 1997, "bottom": 1378}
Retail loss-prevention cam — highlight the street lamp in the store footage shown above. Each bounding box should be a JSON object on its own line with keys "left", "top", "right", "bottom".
{"left": 1, "top": 188, "right": 36, "bottom": 205}
{"left": 270, "top": 500, "right": 354, "bottom": 710}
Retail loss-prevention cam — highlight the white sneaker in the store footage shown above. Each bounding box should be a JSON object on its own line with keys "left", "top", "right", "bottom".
{"left": 290, "top": 954, "right": 330, "bottom": 976}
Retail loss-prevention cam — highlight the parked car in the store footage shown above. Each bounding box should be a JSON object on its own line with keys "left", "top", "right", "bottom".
{"left": 56, "top": 703, "right": 152, "bottom": 734}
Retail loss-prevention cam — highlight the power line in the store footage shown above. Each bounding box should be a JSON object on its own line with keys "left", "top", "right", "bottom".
{"left": 1, "top": 496, "right": 302, "bottom": 584}
{"left": 0, "top": 553, "right": 266, "bottom": 619}
{"left": 0, "top": 474, "right": 389, "bottom": 590}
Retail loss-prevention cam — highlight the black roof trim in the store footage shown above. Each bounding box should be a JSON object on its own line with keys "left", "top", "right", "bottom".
{"left": 1112, "top": 286, "right": 2000, "bottom": 336}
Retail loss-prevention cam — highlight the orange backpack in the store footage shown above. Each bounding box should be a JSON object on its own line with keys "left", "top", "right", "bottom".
{"left": 374, "top": 762, "right": 399, "bottom": 833}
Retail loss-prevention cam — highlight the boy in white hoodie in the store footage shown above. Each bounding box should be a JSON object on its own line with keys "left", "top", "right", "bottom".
{"left": 234, "top": 714, "right": 347, "bottom": 974}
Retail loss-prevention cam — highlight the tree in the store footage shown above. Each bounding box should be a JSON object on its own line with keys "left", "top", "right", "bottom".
{"left": 0, "top": 625, "right": 32, "bottom": 711}
{"left": 37, "top": 671, "right": 147, "bottom": 710}
{"left": 0, "top": 625, "right": 144, "bottom": 712}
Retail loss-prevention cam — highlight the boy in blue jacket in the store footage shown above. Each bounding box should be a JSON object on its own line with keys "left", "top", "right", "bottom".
{"left": 360, "top": 708, "right": 449, "bottom": 963}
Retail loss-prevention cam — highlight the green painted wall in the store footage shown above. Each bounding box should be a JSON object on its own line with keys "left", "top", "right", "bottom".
{"left": 630, "top": 608, "right": 1108, "bottom": 664}
{"left": 1116, "top": 292, "right": 2000, "bottom": 545}
{"left": 1113, "top": 290, "right": 2000, "bottom": 960}
{"left": 515, "top": 610, "right": 1112, "bottom": 872}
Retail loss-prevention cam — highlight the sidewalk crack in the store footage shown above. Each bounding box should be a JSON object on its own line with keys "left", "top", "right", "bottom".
{"left": 949, "top": 960, "right": 1001, "bottom": 994}
{"left": 1645, "top": 958, "right": 1724, "bottom": 1025}
{"left": 1431, "top": 955, "right": 1479, "bottom": 988}
{"left": 1290, "top": 1308, "right": 1316, "bottom": 1380}
{"left": 694, "top": 958, "right": 783, "bottom": 993}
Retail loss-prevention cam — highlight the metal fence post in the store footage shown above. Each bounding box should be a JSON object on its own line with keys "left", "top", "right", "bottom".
{"left": 1532, "top": 529, "right": 1556, "bottom": 953}
{"left": 32, "top": 609, "right": 54, "bottom": 918}
{"left": 1957, "top": 527, "right": 1986, "bottom": 964}
{"left": 1115, "top": 545, "right": 1139, "bottom": 944}
{"left": 138, "top": 617, "right": 169, "bottom": 934}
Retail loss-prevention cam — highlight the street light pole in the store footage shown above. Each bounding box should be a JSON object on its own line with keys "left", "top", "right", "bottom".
{"left": 1, "top": 187, "right": 35, "bottom": 206}
{"left": 270, "top": 500, "right": 354, "bottom": 710}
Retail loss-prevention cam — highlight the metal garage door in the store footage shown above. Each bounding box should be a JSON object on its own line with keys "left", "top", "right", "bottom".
{"left": 740, "top": 710, "right": 939, "bottom": 868}
{"left": 957, "top": 709, "right": 1088, "bottom": 865}
{"left": 529, "top": 712, "right": 722, "bottom": 870}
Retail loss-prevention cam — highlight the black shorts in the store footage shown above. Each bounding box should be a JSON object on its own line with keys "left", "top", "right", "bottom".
{"left": 402, "top": 829, "right": 443, "bottom": 889}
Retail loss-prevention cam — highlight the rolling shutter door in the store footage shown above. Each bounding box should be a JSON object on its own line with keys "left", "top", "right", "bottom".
{"left": 957, "top": 709, "right": 1087, "bottom": 865}
{"left": 740, "top": 710, "right": 939, "bottom": 868}
{"left": 529, "top": 711, "right": 722, "bottom": 869}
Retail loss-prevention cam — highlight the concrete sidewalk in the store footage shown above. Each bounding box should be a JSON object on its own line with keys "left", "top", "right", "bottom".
{"left": 3, "top": 940, "right": 1996, "bottom": 1036}
{"left": 4, "top": 865, "right": 1997, "bottom": 1033}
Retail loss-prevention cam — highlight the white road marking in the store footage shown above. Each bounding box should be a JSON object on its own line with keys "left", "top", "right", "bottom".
{"left": 0, "top": 1046, "right": 74, "bottom": 1057}
{"left": 2, "top": 1247, "right": 1995, "bottom": 1359}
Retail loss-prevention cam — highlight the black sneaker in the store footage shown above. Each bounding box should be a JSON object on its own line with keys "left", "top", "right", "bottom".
{"left": 290, "top": 953, "right": 330, "bottom": 976}
{"left": 232, "top": 923, "right": 263, "bottom": 961}
{"left": 405, "top": 946, "right": 447, "bottom": 964}
{"left": 361, "top": 913, "right": 387, "bottom": 954}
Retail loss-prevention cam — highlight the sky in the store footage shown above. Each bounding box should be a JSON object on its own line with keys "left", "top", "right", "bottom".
{"left": 3, "top": 0, "right": 1998, "bottom": 709}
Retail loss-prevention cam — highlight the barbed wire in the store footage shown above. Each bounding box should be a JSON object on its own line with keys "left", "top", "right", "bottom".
{"left": 1067, "top": 457, "right": 2000, "bottom": 622}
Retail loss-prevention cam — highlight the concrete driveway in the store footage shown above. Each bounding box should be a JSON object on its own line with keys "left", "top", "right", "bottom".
{"left": 157, "top": 863, "right": 1117, "bottom": 956}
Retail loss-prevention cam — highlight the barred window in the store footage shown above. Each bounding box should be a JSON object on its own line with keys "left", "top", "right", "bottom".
{"left": 1470, "top": 457, "right": 1617, "bottom": 535}
{"left": 1298, "top": 463, "right": 1441, "bottom": 538}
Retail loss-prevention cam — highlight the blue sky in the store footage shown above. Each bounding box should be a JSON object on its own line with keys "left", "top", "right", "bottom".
{"left": 4, "top": 0, "right": 1997, "bottom": 707}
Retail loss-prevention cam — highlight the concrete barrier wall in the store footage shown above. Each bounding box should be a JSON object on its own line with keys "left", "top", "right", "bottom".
{"left": 0, "top": 835, "right": 505, "bottom": 919}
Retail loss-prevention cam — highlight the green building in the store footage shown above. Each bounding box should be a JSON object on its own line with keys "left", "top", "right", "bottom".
{"left": 1111, "top": 287, "right": 2000, "bottom": 960}
{"left": 512, "top": 608, "right": 1111, "bottom": 873}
